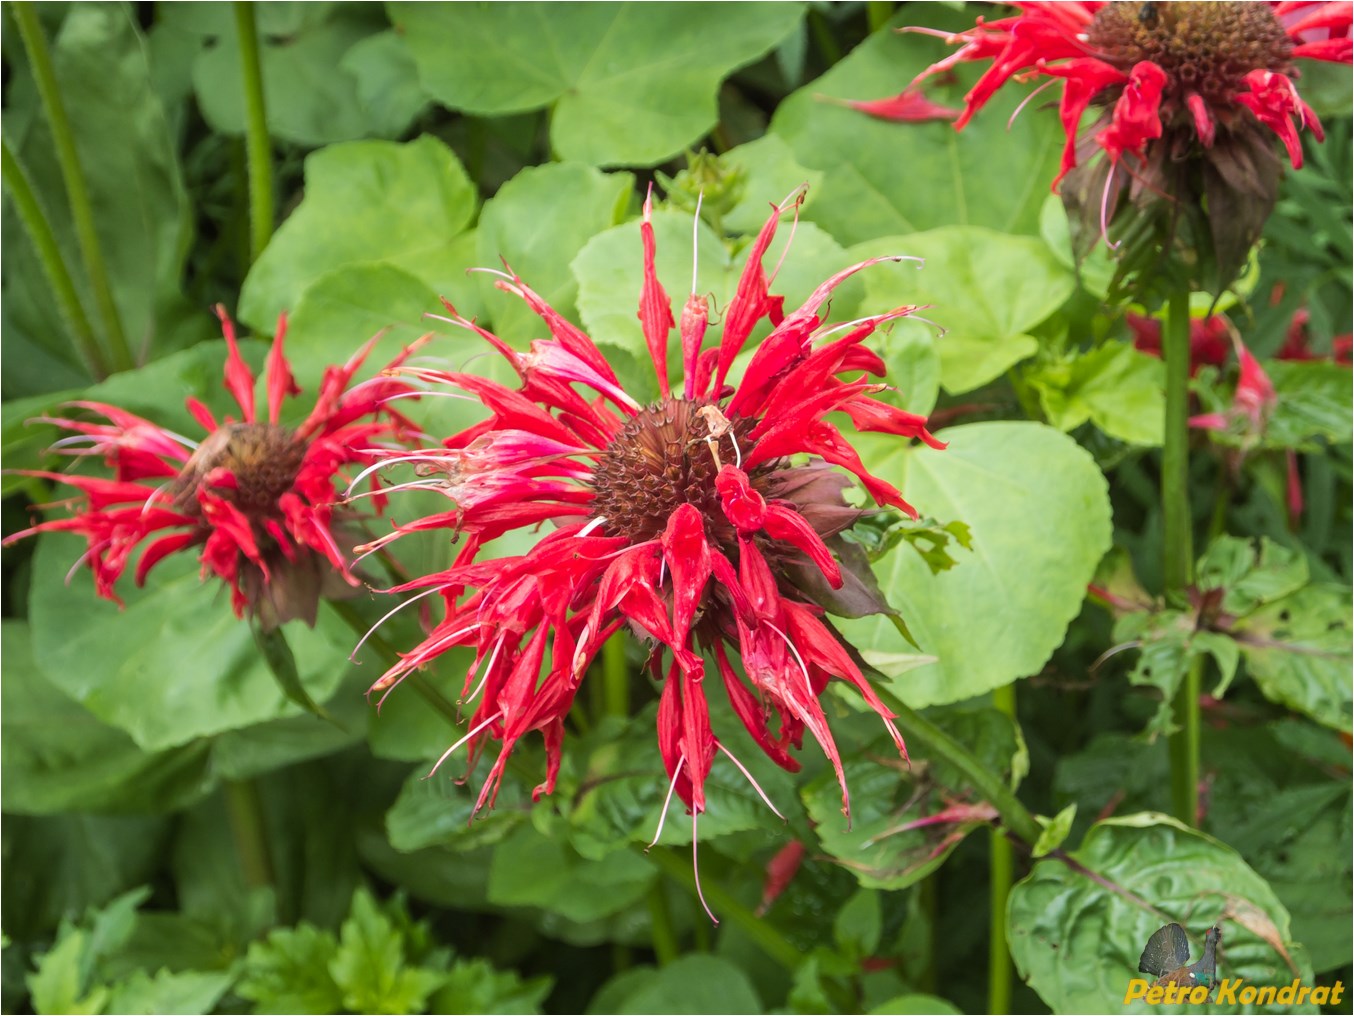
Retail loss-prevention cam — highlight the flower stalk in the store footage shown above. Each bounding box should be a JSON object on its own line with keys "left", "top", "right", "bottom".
{"left": 0, "top": 137, "right": 106, "bottom": 379}
{"left": 1162, "top": 288, "right": 1200, "bottom": 826}
{"left": 224, "top": 777, "right": 275, "bottom": 895}
{"left": 13, "top": 1, "right": 132, "bottom": 373}
{"left": 988, "top": 682, "right": 1017, "bottom": 1014}
{"left": 234, "top": 1, "right": 273, "bottom": 263}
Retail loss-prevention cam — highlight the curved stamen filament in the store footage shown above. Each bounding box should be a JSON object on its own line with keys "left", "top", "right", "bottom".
{"left": 350, "top": 584, "right": 450, "bottom": 663}
{"left": 716, "top": 741, "right": 785, "bottom": 821}
{"left": 426, "top": 709, "right": 503, "bottom": 778}
{"left": 647, "top": 752, "right": 685, "bottom": 850}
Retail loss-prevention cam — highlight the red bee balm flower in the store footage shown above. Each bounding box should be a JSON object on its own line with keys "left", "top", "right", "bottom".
{"left": 906, "top": 1, "right": 1352, "bottom": 291}
{"left": 911, "top": 1, "right": 1351, "bottom": 186}
{"left": 366, "top": 190, "right": 944, "bottom": 905}
{"left": 4, "top": 307, "right": 424, "bottom": 629}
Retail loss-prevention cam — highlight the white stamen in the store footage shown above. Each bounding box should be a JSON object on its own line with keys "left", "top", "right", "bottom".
{"left": 575, "top": 517, "right": 607, "bottom": 539}
{"left": 691, "top": 191, "right": 704, "bottom": 295}
{"left": 1008, "top": 78, "right": 1057, "bottom": 130}
{"left": 647, "top": 752, "right": 685, "bottom": 850}
{"left": 464, "top": 632, "right": 506, "bottom": 704}
{"left": 716, "top": 742, "right": 785, "bottom": 820}
{"left": 426, "top": 710, "right": 503, "bottom": 778}
{"left": 764, "top": 619, "right": 814, "bottom": 699}
{"left": 345, "top": 453, "right": 454, "bottom": 496}
{"left": 1100, "top": 163, "right": 1122, "bottom": 251}
{"left": 692, "top": 810, "right": 718, "bottom": 924}
{"left": 349, "top": 585, "right": 450, "bottom": 663}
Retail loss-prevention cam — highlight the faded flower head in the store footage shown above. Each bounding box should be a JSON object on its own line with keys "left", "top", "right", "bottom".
{"left": 903, "top": 1, "right": 1352, "bottom": 294}
{"left": 364, "top": 188, "right": 943, "bottom": 905}
{"left": 4, "top": 308, "right": 423, "bottom": 629}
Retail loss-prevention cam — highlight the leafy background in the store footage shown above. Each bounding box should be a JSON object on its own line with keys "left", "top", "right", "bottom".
{"left": 2, "top": 3, "right": 1350, "bottom": 1014}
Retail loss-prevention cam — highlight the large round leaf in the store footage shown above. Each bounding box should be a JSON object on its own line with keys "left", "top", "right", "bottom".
{"left": 29, "top": 533, "right": 356, "bottom": 752}
{"left": 238, "top": 136, "right": 478, "bottom": 330}
{"left": 474, "top": 162, "right": 634, "bottom": 344}
{"left": 838, "top": 422, "right": 1112, "bottom": 707}
{"left": 389, "top": 3, "right": 805, "bottom": 166}
{"left": 1008, "top": 815, "right": 1315, "bottom": 1014}
{"left": 1, "top": 621, "right": 211, "bottom": 814}
{"left": 854, "top": 228, "right": 1075, "bottom": 395}
{"left": 770, "top": 7, "right": 1063, "bottom": 245}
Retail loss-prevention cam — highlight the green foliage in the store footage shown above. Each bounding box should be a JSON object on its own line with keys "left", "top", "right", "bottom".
{"left": 2, "top": 3, "right": 1349, "bottom": 1014}
{"left": 837, "top": 422, "right": 1114, "bottom": 706}
{"left": 389, "top": 3, "right": 805, "bottom": 167}
{"left": 1008, "top": 816, "right": 1314, "bottom": 1014}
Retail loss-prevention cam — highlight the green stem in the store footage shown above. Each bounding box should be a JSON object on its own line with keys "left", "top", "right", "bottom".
{"left": 13, "top": 2, "right": 132, "bottom": 372}
{"left": 988, "top": 683, "right": 1017, "bottom": 1015}
{"left": 1161, "top": 287, "right": 1199, "bottom": 827}
{"left": 647, "top": 882, "right": 680, "bottom": 967}
{"left": 875, "top": 686, "right": 1043, "bottom": 846}
{"left": 0, "top": 137, "right": 106, "bottom": 378}
{"left": 602, "top": 635, "right": 630, "bottom": 718}
{"left": 916, "top": 877, "right": 938, "bottom": 994}
{"left": 866, "top": 1, "right": 894, "bottom": 33}
{"left": 645, "top": 846, "right": 800, "bottom": 970}
{"left": 224, "top": 777, "right": 275, "bottom": 894}
{"left": 234, "top": 2, "right": 273, "bottom": 263}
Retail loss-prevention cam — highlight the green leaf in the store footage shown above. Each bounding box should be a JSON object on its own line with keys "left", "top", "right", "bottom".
{"left": 238, "top": 136, "right": 478, "bottom": 331}
{"left": 475, "top": 163, "right": 634, "bottom": 343}
{"left": 486, "top": 824, "right": 654, "bottom": 925}
{"left": 1201, "top": 721, "right": 1353, "bottom": 974}
{"left": 573, "top": 210, "right": 868, "bottom": 398}
{"left": 718, "top": 134, "right": 826, "bottom": 236}
{"left": 27, "top": 928, "right": 107, "bottom": 1016}
{"left": 238, "top": 923, "right": 344, "bottom": 1015}
{"left": 429, "top": 958, "right": 552, "bottom": 1016}
{"left": 102, "top": 969, "right": 235, "bottom": 1016}
{"left": 1032, "top": 803, "right": 1077, "bottom": 858}
{"left": 590, "top": 955, "right": 762, "bottom": 1014}
{"left": 29, "top": 533, "right": 355, "bottom": 751}
{"left": 852, "top": 228, "right": 1075, "bottom": 394}
{"left": 838, "top": 422, "right": 1113, "bottom": 707}
{"left": 553, "top": 701, "right": 800, "bottom": 859}
{"left": 867, "top": 995, "right": 963, "bottom": 1015}
{"left": 1008, "top": 815, "right": 1314, "bottom": 1014}
{"left": 1263, "top": 360, "right": 1354, "bottom": 449}
{"left": 1, "top": 621, "right": 211, "bottom": 814}
{"left": 1026, "top": 341, "right": 1166, "bottom": 446}
{"left": 3, "top": 3, "right": 194, "bottom": 390}
{"left": 1233, "top": 583, "right": 1353, "bottom": 733}
{"left": 2, "top": 815, "right": 166, "bottom": 942}
{"left": 769, "top": 8, "right": 1063, "bottom": 246}
{"left": 164, "top": 4, "right": 405, "bottom": 145}
{"left": 385, "top": 766, "right": 530, "bottom": 853}
{"left": 389, "top": 3, "right": 805, "bottom": 166}
{"left": 329, "top": 888, "right": 448, "bottom": 1016}
{"left": 804, "top": 705, "right": 1021, "bottom": 891}
{"left": 277, "top": 261, "right": 473, "bottom": 396}
{"left": 833, "top": 889, "right": 883, "bottom": 957}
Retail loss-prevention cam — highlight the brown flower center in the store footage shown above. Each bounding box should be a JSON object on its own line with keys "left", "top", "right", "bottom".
{"left": 174, "top": 422, "right": 307, "bottom": 516}
{"left": 591, "top": 397, "right": 761, "bottom": 546}
{"left": 1088, "top": 1, "right": 1293, "bottom": 108}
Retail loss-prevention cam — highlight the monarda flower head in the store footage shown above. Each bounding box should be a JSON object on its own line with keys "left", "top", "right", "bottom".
{"left": 900, "top": 1, "right": 1352, "bottom": 296}
{"left": 4, "top": 307, "right": 424, "bottom": 629}
{"left": 363, "top": 189, "right": 944, "bottom": 909}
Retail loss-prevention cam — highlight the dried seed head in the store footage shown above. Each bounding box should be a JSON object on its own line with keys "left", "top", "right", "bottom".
{"left": 590, "top": 397, "right": 761, "bottom": 547}
{"left": 1089, "top": 2, "right": 1294, "bottom": 109}
{"left": 174, "top": 422, "right": 307, "bottom": 515}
